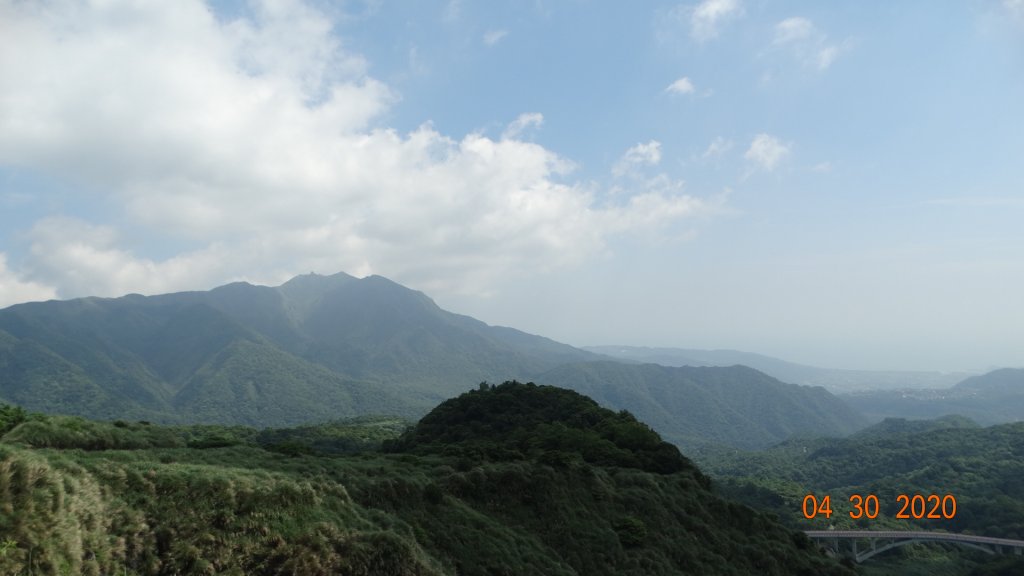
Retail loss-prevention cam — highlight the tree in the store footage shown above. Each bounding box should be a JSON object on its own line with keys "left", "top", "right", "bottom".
{"left": 0, "top": 403, "right": 27, "bottom": 435}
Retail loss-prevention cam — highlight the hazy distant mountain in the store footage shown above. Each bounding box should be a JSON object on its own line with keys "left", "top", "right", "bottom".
{"left": 954, "top": 367, "right": 1024, "bottom": 394}
{"left": 287, "top": 274, "right": 597, "bottom": 396}
{"left": 0, "top": 272, "right": 867, "bottom": 448}
{"left": 841, "top": 367, "right": 1024, "bottom": 424}
{"left": 0, "top": 272, "right": 595, "bottom": 424}
{"left": 536, "top": 361, "right": 866, "bottom": 449}
{"left": 0, "top": 294, "right": 415, "bottom": 426}
{"left": 585, "top": 345, "right": 970, "bottom": 392}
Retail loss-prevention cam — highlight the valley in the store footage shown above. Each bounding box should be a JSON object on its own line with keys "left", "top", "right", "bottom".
{"left": 4, "top": 1, "right": 1020, "bottom": 573}
{"left": 1, "top": 273, "right": 1022, "bottom": 575}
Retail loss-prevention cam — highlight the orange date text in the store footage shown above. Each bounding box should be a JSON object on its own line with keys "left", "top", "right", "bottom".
{"left": 801, "top": 493, "right": 957, "bottom": 520}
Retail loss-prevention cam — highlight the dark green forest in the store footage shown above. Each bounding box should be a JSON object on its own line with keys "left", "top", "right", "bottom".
{"left": 0, "top": 384, "right": 854, "bottom": 576}
{"left": 700, "top": 416, "right": 1024, "bottom": 575}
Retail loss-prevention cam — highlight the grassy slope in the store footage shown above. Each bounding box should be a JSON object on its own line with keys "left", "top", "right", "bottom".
{"left": 0, "top": 387, "right": 854, "bottom": 576}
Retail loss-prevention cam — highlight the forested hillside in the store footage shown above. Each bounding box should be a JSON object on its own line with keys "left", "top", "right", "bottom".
{"left": 536, "top": 361, "right": 865, "bottom": 449}
{"left": 0, "top": 272, "right": 596, "bottom": 423}
{"left": 700, "top": 416, "right": 1024, "bottom": 575}
{"left": 0, "top": 273, "right": 866, "bottom": 450}
{"left": 0, "top": 386, "right": 855, "bottom": 576}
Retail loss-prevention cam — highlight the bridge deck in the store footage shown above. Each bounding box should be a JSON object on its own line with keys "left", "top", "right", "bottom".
{"left": 805, "top": 530, "right": 1024, "bottom": 548}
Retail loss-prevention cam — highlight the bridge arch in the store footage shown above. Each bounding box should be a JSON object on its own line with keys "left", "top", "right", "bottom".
{"left": 855, "top": 537, "right": 994, "bottom": 562}
{"left": 804, "top": 530, "right": 1024, "bottom": 564}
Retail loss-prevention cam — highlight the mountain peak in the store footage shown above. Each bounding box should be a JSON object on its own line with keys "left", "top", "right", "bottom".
{"left": 278, "top": 270, "right": 357, "bottom": 290}
{"left": 275, "top": 271, "right": 357, "bottom": 320}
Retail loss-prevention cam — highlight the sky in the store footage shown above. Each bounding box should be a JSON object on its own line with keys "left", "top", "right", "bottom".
{"left": 1, "top": 0, "right": 1023, "bottom": 372}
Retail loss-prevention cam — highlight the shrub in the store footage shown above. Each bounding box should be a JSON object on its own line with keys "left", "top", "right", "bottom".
{"left": 614, "top": 516, "right": 648, "bottom": 548}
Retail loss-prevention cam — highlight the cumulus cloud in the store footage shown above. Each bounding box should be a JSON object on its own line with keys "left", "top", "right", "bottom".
{"left": 0, "top": 253, "right": 58, "bottom": 308}
{"left": 773, "top": 17, "right": 814, "bottom": 44}
{"left": 689, "top": 0, "right": 743, "bottom": 42}
{"left": 665, "top": 77, "right": 696, "bottom": 95}
{"left": 744, "top": 134, "right": 790, "bottom": 172}
{"left": 23, "top": 217, "right": 233, "bottom": 299}
{"left": 602, "top": 188, "right": 712, "bottom": 232}
{"left": 701, "top": 136, "right": 733, "bottom": 160}
{"left": 0, "top": 0, "right": 716, "bottom": 302}
{"left": 483, "top": 29, "right": 508, "bottom": 46}
{"left": 613, "top": 141, "right": 662, "bottom": 177}
{"left": 772, "top": 17, "right": 845, "bottom": 71}
{"left": 502, "top": 112, "right": 544, "bottom": 140}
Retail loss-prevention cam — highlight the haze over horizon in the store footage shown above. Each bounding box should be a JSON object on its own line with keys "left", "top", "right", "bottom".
{"left": 2, "top": 0, "right": 1022, "bottom": 373}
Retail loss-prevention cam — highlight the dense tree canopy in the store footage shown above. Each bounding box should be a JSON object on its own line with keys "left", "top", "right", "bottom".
{"left": 389, "top": 381, "right": 701, "bottom": 477}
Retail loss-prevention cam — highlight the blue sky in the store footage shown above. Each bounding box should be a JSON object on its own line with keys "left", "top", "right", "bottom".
{"left": 1, "top": 0, "right": 1022, "bottom": 371}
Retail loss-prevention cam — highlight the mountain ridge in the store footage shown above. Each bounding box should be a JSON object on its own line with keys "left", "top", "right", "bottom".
{"left": 585, "top": 344, "right": 972, "bottom": 392}
{"left": 0, "top": 272, "right": 866, "bottom": 448}
{"left": 842, "top": 367, "right": 1024, "bottom": 425}
{"left": 535, "top": 361, "right": 865, "bottom": 449}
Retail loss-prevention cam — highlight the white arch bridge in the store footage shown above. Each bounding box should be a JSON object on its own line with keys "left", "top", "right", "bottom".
{"left": 804, "top": 530, "right": 1024, "bottom": 563}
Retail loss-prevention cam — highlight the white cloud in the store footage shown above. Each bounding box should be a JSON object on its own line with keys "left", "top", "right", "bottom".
{"left": 613, "top": 141, "right": 662, "bottom": 177}
{"left": 0, "top": 0, "right": 716, "bottom": 302}
{"left": 23, "top": 217, "right": 232, "bottom": 299}
{"left": 602, "top": 188, "right": 710, "bottom": 232}
{"left": 483, "top": 29, "right": 508, "bottom": 46}
{"left": 502, "top": 112, "right": 544, "bottom": 140}
{"left": 744, "top": 134, "right": 790, "bottom": 172}
{"left": 665, "top": 77, "right": 696, "bottom": 95}
{"left": 773, "top": 17, "right": 814, "bottom": 44}
{"left": 0, "top": 253, "right": 58, "bottom": 308}
{"left": 1006, "top": 0, "right": 1024, "bottom": 18}
{"left": 690, "top": 0, "right": 743, "bottom": 42}
{"left": 701, "top": 137, "right": 733, "bottom": 160}
{"left": 771, "top": 17, "right": 845, "bottom": 71}
{"left": 815, "top": 45, "right": 839, "bottom": 70}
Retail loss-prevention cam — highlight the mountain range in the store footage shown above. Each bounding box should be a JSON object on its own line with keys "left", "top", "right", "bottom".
{"left": 585, "top": 345, "right": 971, "bottom": 393}
{"left": 840, "top": 367, "right": 1024, "bottom": 425}
{"left": 0, "top": 271, "right": 864, "bottom": 448}
{"left": 534, "top": 361, "right": 864, "bottom": 449}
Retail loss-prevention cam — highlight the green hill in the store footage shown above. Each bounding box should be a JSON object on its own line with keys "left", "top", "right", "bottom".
{"left": 0, "top": 388, "right": 855, "bottom": 576}
{"left": 700, "top": 416, "right": 1024, "bottom": 574}
{"left": 954, "top": 368, "right": 1024, "bottom": 395}
{"left": 389, "top": 381, "right": 698, "bottom": 475}
{"left": 850, "top": 415, "right": 980, "bottom": 439}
